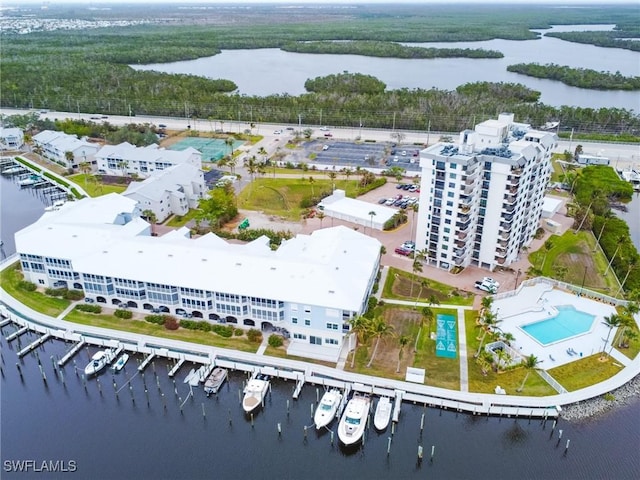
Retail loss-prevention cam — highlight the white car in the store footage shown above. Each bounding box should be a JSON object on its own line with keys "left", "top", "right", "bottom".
{"left": 482, "top": 277, "right": 500, "bottom": 288}
{"left": 319, "top": 126, "right": 329, "bottom": 131}
{"left": 475, "top": 281, "right": 497, "bottom": 294}
{"left": 274, "top": 130, "right": 282, "bottom": 134}
{"left": 322, "top": 145, "right": 329, "bottom": 151}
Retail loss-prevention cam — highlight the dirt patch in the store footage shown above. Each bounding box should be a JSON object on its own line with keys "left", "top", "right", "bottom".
{"left": 226, "top": 209, "right": 305, "bottom": 234}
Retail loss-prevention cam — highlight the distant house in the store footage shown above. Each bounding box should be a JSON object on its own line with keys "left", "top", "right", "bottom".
{"left": 95, "top": 142, "right": 201, "bottom": 178}
{"left": 32, "top": 130, "right": 98, "bottom": 170}
{"left": 122, "top": 163, "right": 207, "bottom": 223}
{"left": 0, "top": 127, "right": 24, "bottom": 150}
{"left": 576, "top": 154, "right": 610, "bottom": 166}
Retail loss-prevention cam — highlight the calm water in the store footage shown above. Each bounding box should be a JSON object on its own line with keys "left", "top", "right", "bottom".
{"left": 131, "top": 25, "right": 640, "bottom": 110}
{"left": 1, "top": 168, "right": 640, "bottom": 480}
{"left": 1, "top": 334, "right": 639, "bottom": 480}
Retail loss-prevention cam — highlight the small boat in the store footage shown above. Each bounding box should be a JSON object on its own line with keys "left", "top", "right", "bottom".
{"left": 111, "top": 353, "right": 129, "bottom": 372}
{"left": 183, "top": 368, "right": 196, "bottom": 384}
{"left": 242, "top": 373, "right": 270, "bottom": 413}
{"left": 337, "top": 393, "right": 371, "bottom": 446}
{"left": 204, "top": 367, "right": 228, "bottom": 396}
{"left": 84, "top": 350, "right": 113, "bottom": 376}
{"left": 44, "top": 200, "right": 66, "bottom": 212}
{"left": 373, "top": 397, "right": 392, "bottom": 431}
{"left": 314, "top": 388, "right": 343, "bottom": 430}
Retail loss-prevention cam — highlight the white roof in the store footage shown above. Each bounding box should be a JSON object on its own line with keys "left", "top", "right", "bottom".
{"left": 0, "top": 127, "right": 23, "bottom": 137}
{"left": 15, "top": 194, "right": 380, "bottom": 311}
{"left": 96, "top": 142, "right": 200, "bottom": 164}
{"left": 32, "top": 130, "right": 96, "bottom": 155}
{"left": 123, "top": 164, "right": 202, "bottom": 201}
{"left": 542, "top": 196, "right": 563, "bottom": 214}
{"left": 319, "top": 190, "right": 396, "bottom": 225}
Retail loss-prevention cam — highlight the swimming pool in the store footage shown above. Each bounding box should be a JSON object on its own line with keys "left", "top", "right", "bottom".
{"left": 521, "top": 305, "right": 596, "bottom": 345}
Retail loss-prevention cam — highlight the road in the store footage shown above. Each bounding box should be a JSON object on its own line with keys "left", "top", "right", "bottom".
{"left": 3, "top": 107, "right": 639, "bottom": 170}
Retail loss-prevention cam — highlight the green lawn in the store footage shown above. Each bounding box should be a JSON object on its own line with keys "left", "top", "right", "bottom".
{"left": 165, "top": 208, "right": 201, "bottom": 227}
{"left": 0, "top": 264, "right": 70, "bottom": 317}
{"left": 464, "top": 310, "right": 556, "bottom": 396}
{"left": 263, "top": 345, "right": 336, "bottom": 368}
{"left": 613, "top": 316, "right": 640, "bottom": 360}
{"left": 68, "top": 174, "right": 127, "bottom": 197}
{"left": 547, "top": 354, "right": 623, "bottom": 391}
{"left": 382, "top": 266, "right": 475, "bottom": 306}
{"left": 345, "top": 306, "right": 460, "bottom": 390}
{"left": 528, "top": 230, "right": 619, "bottom": 294}
{"left": 237, "top": 177, "right": 362, "bottom": 221}
{"left": 64, "top": 307, "right": 260, "bottom": 353}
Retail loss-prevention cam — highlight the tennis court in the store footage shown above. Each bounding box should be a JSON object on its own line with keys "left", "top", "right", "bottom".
{"left": 170, "top": 137, "right": 245, "bottom": 162}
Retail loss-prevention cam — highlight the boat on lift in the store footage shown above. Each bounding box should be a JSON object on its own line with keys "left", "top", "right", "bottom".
{"left": 314, "top": 388, "right": 343, "bottom": 429}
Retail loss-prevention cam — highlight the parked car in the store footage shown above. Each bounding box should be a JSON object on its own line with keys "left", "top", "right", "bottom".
{"left": 396, "top": 184, "right": 404, "bottom": 190}
{"left": 158, "top": 124, "right": 167, "bottom": 128}
{"left": 395, "top": 247, "right": 414, "bottom": 256}
{"left": 384, "top": 198, "right": 395, "bottom": 206}
{"left": 409, "top": 185, "right": 419, "bottom": 192}
{"left": 402, "top": 241, "right": 415, "bottom": 251}
{"left": 401, "top": 150, "right": 407, "bottom": 156}
{"left": 274, "top": 129, "right": 282, "bottom": 134}
{"left": 84, "top": 297, "right": 95, "bottom": 303}
{"left": 378, "top": 197, "right": 387, "bottom": 204}
{"left": 324, "top": 133, "right": 333, "bottom": 137}
{"left": 475, "top": 281, "right": 497, "bottom": 294}
{"left": 322, "top": 145, "right": 329, "bottom": 150}
{"left": 482, "top": 277, "right": 500, "bottom": 288}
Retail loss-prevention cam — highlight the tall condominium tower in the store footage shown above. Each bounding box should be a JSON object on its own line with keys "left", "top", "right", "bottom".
{"left": 415, "top": 113, "right": 557, "bottom": 271}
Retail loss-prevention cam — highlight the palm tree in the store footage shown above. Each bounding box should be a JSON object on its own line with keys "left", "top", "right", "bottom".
{"left": 415, "top": 306, "right": 434, "bottom": 352}
{"left": 475, "top": 310, "right": 498, "bottom": 358}
{"left": 481, "top": 296, "right": 494, "bottom": 316}
{"left": 410, "top": 203, "right": 419, "bottom": 241}
{"left": 397, "top": 335, "right": 409, "bottom": 373}
{"left": 410, "top": 257, "right": 423, "bottom": 299}
{"left": 614, "top": 302, "right": 639, "bottom": 349}
{"left": 64, "top": 151, "right": 74, "bottom": 168}
{"left": 368, "top": 210, "right": 376, "bottom": 232}
{"left": 224, "top": 136, "right": 235, "bottom": 157}
{"left": 343, "top": 167, "right": 353, "bottom": 187}
{"left": 415, "top": 278, "right": 429, "bottom": 307}
{"left": 257, "top": 146, "right": 268, "bottom": 163}
{"left": 575, "top": 189, "right": 600, "bottom": 233}
{"left": 604, "top": 235, "right": 628, "bottom": 275}
{"left": 316, "top": 210, "right": 326, "bottom": 228}
{"left": 366, "top": 316, "right": 395, "bottom": 368}
{"left": 142, "top": 209, "right": 157, "bottom": 236}
{"left": 79, "top": 161, "right": 91, "bottom": 184}
{"left": 348, "top": 315, "right": 370, "bottom": 369}
{"left": 594, "top": 211, "right": 613, "bottom": 251}
{"left": 540, "top": 238, "right": 554, "bottom": 271}
{"left": 615, "top": 255, "right": 638, "bottom": 297}
{"left": 516, "top": 354, "right": 541, "bottom": 393}
{"left": 308, "top": 176, "right": 315, "bottom": 199}
{"left": 327, "top": 170, "right": 337, "bottom": 191}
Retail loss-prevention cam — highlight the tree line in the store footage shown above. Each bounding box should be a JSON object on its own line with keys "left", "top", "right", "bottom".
{"left": 282, "top": 41, "right": 503, "bottom": 59}
{"left": 507, "top": 63, "right": 640, "bottom": 91}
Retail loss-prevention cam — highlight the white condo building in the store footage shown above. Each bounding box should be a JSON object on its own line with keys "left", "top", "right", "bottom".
{"left": 95, "top": 142, "right": 201, "bottom": 178}
{"left": 32, "top": 130, "right": 98, "bottom": 170}
{"left": 0, "top": 127, "right": 24, "bottom": 150}
{"left": 415, "top": 113, "right": 557, "bottom": 271}
{"left": 15, "top": 194, "right": 381, "bottom": 361}
{"left": 122, "top": 163, "right": 207, "bottom": 223}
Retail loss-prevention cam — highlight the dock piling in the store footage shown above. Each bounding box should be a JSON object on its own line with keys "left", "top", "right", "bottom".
{"left": 39, "top": 364, "right": 47, "bottom": 383}
{"left": 15, "top": 362, "right": 22, "bottom": 379}
{"left": 277, "top": 423, "right": 282, "bottom": 436}
{"left": 418, "top": 445, "right": 423, "bottom": 460}
{"left": 310, "top": 403, "right": 314, "bottom": 419}
{"left": 387, "top": 436, "right": 392, "bottom": 455}
{"left": 430, "top": 445, "right": 435, "bottom": 462}
{"left": 420, "top": 413, "right": 424, "bottom": 434}
{"left": 202, "top": 403, "right": 206, "bottom": 419}
{"left": 564, "top": 439, "right": 570, "bottom": 455}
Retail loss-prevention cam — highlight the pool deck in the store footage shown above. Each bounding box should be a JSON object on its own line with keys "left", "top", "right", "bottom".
{"left": 493, "top": 284, "right": 626, "bottom": 369}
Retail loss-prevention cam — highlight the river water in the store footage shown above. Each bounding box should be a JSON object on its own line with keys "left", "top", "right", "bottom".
{"left": 131, "top": 25, "right": 640, "bottom": 110}
{"left": 1, "top": 173, "right": 639, "bottom": 480}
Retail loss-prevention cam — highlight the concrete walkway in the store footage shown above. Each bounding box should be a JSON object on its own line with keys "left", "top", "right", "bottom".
{"left": 57, "top": 301, "right": 79, "bottom": 320}
{"left": 381, "top": 298, "right": 474, "bottom": 310}
{"left": 256, "top": 334, "right": 269, "bottom": 355}
{"left": 457, "top": 307, "right": 469, "bottom": 392}
{"left": 375, "top": 265, "right": 390, "bottom": 301}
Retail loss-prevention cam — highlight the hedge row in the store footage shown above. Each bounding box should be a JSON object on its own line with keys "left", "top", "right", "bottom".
{"left": 76, "top": 304, "right": 102, "bottom": 314}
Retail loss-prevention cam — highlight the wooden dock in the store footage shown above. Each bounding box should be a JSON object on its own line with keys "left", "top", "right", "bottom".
{"left": 58, "top": 340, "right": 86, "bottom": 366}
{"left": 17, "top": 332, "right": 52, "bottom": 358}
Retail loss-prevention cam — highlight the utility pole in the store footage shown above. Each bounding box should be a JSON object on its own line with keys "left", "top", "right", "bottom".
{"left": 298, "top": 113, "right": 302, "bottom": 134}
{"left": 426, "top": 120, "right": 431, "bottom": 146}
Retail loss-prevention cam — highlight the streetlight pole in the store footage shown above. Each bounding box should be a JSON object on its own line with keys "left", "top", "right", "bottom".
{"left": 515, "top": 268, "right": 522, "bottom": 290}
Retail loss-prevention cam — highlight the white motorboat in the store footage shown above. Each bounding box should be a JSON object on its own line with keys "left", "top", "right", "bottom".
{"left": 373, "top": 396, "right": 392, "bottom": 431}
{"left": 204, "top": 367, "right": 228, "bottom": 396}
{"left": 84, "top": 350, "right": 114, "bottom": 376}
{"left": 314, "top": 388, "right": 343, "bottom": 430}
{"left": 242, "top": 373, "right": 270, "bottom": 413}
{"left": 183, "top": 368, "right": 196, "bottom": 384}
{"left": 337, "top": 393, "right": 371, "bottom": 446}
{"left": 111, "top": 353, "right": 129, "bottom": 372}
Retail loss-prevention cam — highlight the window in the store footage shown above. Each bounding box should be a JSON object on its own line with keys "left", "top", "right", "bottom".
{"left": 291, "top": 317, "right": 298, "bottom": 324}
{"left": 293, "top": 333, "right": 307, "bottom": 340}
{"left": 447, "top": 192, "right": 454, "bottom": 198}
{"left": 326, "top": 323, "right": 338, "bottom": 330}
{"left": 309, "top": 336, "right": 322, "bottom": 345}
{"left": 450, "top": 173, "right": 457, "bottom": 179}
{"left": 304, "top": 319, "right": 311, "bottom": 326}
{"left": 304, "top": 306, "right": 311, "bottom": 314}
{"left": 325, "top": 339, "right": 339, "bottom": 345}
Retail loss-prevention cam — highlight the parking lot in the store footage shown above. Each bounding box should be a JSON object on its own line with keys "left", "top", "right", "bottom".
{"left": 301, "top": 140, "right": 422, "bottom": 173}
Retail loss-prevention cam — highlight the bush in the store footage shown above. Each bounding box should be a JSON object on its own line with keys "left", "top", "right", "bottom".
{"left": 268, "top": 335, "right": 284, "bottom": 348}
{"left": 246, "top": 328, "right": 263, "bottom": 343}
{"left": 45, "top": 287, "right": 67, "bottom": 297}
{"left": 114, "top": 309, "right": 133, "bottom": 319}
{"left": 196, "top": 320, "right": 212, "bottom": 332}
{"left": 16, "top": 279, "right": 36, "bottom": 291}
{"left": 64, "top": 289, "right": 85, "bottom": 300}
{"left": 76, "top": 304, "right": 102, "bottom": 314}
{"left": 211, "top": 324, "right": 234, "bottom": 338}
{"left": 234, "top": 328, "right": 244, "bottom": 336}
{"left": 147, "top": 314, "right": 167, "bottom": 325}
{"left": 164, "top": 316, "right": 179, "bottom": 330}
